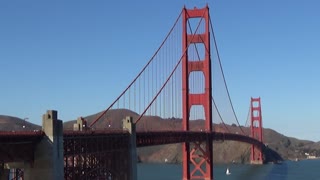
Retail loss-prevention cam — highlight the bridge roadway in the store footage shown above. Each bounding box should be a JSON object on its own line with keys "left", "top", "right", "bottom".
{"left": 137, "top": 130, "right": 266, "bottom": 148}
{"left": 0, "top": 131, "right": 44, "bottom": 163}
{"left": 0, "top": 129, "right": 266, "bottom": 163}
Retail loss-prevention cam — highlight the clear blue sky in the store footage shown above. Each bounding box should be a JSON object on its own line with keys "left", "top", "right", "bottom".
{"left": 0, "top": 0, "right": 319, "bottom": 141}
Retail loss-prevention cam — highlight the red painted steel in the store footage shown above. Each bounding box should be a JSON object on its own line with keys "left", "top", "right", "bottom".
{"left": 63, "top": 130, "right": 131, "bottom": 179}
{"left": 250, "top": 97, "right": 264, "bottom": 164}
{"left": 182, "top": 5, "right": 213, "bottom": 179}
{"left": 136, "top": 131, "right": 266, "bottom": 149}
{"left": 0, "top": 127, "right": 270, "bottom": 179}
{"left": 11, "top": 168, "right": 24, "bottom": 180}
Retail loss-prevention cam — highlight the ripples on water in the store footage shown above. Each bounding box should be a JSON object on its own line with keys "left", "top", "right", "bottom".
{"left": 138, "top": 160, "right": 320, "bottom": 180}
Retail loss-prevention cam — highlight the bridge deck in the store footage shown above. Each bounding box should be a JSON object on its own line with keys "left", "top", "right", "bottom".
{"left": 0, "top": 131, "right": 44, "bottom": 163}
{"left": 0, "top": 130, "right": 266, "bottom": 163}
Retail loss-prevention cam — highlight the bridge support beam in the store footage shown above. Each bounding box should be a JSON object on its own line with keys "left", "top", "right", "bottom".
{"left": 250, "top": 97, "right": 264, "bottom": 164}
{"left": 182, "top": 5, "right": 213, "bottom": 180}
{"left": 73, "top": 116, "right": 88, "bottom": 131}
{"left": 123, "top": 116, "right": 137, "bottom": 180}
{"left": 24, "top": 110, "right": 64, "bottom": 180}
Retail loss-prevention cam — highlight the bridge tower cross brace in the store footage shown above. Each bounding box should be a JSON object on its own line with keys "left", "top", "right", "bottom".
{"left": 182, "top": 6, "right": 213, "bottom": 180}
{"left": 250, "top": 97, "right": 264, "bottom": 164}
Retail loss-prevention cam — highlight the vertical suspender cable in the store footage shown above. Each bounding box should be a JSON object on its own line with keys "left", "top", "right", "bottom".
{"left": 209, "top": 15, "right": 245, "bottom": 135}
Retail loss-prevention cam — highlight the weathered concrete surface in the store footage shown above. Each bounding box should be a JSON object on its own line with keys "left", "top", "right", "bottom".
{"left": 0, "top": 168, "right": 9, "bottom": 180}
{"left": 24, "top": 110, "right": 63, "bottom": 180}
{"left": 123, "top": 116, "right": 137, "bottom": 180}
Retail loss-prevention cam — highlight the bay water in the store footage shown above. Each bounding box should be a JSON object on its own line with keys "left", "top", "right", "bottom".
{"left": 138, "top": 159, "right": 320, "bottom": 180}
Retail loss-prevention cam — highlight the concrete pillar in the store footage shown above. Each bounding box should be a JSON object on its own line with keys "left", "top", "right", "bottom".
{"left": 0, "top": 165, "right": 9, "bottom": 180}
{"left": 73, "top": 117, "right": 87, "bottom": 131}
{"left": 0, "top": 170, "right": 9, "bottom": 180}
{"left": 24, "top": 110, "right": 64, "bottom": 180}
{"left": 250, "top": 160, "right": 264, "bottom": 165}
{"left": 123, "top": 116, "right": 137, "bottom": 180}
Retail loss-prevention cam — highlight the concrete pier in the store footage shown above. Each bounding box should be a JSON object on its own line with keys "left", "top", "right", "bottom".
{"left": 123, "top": 116, "right": 137, "bottom": 180}
{"left": 250, "top": 160, "right": 264, "bottom": 165}
{"left": 73, "top": 116, "right": 87, "bottom": 131}
{"left": 0, "top": 168, "right": 9, "bottom": 180}
{"left": 2, "top": 112, "right": 135, "bottom": 180}
{"left": 24, "top": 110, "right": 64, "bottom": 180}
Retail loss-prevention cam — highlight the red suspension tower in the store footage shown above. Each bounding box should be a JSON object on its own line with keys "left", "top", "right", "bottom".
{"left": 182, "top": 6, "right": 213, "bottom": 179}
{"left": 250, "top": 97, "right": 264, "bottom": 164}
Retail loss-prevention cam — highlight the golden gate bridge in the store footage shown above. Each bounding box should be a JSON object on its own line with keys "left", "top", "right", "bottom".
{"left": 0, "top": 5, "right": 281, "bottom": 180}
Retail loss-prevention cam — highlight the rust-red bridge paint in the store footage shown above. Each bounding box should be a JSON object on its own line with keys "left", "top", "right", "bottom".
{"left": 182, "top": 5, "right": 213, "bottom": 180}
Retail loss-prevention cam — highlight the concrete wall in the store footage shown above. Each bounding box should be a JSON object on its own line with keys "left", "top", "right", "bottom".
{"left": 24, "top": 110, "right": 64, "bottom": 180}
{"left": 2, "top": 112, "right": 137, "bottom": 180}
{"left": 123, "top": 116, "right": 137, "bottom": 180}
{"left": 0, "top": 168, "right": 9, "bottom": 180}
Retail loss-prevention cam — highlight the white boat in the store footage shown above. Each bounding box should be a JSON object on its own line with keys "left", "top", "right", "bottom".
{"left": 226, "top": 167, "right": 231, "bottom": 175}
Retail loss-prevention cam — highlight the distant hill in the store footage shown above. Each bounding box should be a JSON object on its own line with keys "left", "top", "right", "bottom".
{"left": 63, "top": 109, "right": 140, "bottom": 130}
{"left": 63, "top": 109, "right": 320, "bottom": 164}
{"left": 1, "top": 110, "right": 319, "bottom": 164}
{"left": 0, "top": 115, "right": 41, "bottom": 131}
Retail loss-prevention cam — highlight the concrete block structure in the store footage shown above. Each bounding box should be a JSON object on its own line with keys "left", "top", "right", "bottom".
{"left": 24, "top": 110, "right": 64, "bottom": 180}
{"left": 0, "top": 112, "right": 137, "bottom": 180}
{"left": 123, "top": 116, "right": 137, "bottom": 180}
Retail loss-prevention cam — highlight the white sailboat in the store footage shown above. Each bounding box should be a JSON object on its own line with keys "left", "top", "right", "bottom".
{"left": 226, "top": 167, "right": 231, "bottom": 175}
